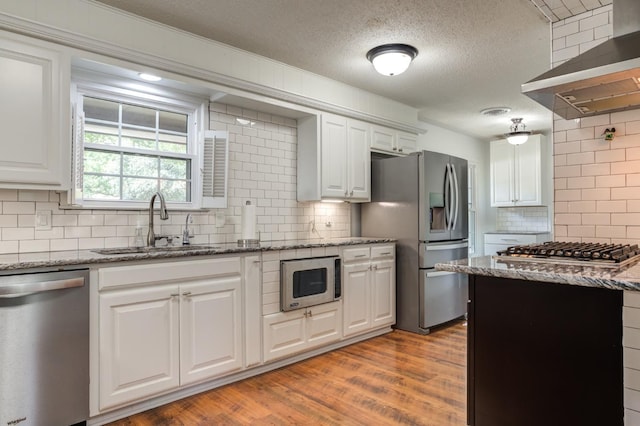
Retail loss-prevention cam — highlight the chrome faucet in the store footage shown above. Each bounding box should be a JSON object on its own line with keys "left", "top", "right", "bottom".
{"left": 147, "top": 192, "right": 169, "bottom": 247}
{"left": 183, "top": 213, "right": 192, "bottom": 245}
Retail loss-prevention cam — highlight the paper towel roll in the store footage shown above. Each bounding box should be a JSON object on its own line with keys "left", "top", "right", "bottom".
{"left": 241, "top": 201, "right": 257, "bottom": 240}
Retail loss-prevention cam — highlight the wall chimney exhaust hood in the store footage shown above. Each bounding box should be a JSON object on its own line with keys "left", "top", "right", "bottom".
{"left": 522, "top": 0, "right": 640, "bottom": 120}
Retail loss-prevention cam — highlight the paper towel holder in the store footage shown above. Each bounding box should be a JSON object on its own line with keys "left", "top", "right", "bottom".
{"left": 238, "top": 200, "right": 260, "bottom": 248}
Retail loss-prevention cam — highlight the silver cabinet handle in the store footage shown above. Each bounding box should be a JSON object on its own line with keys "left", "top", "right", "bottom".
{"left": 354, "top": 254, "right": 367, "bottom": 258}
{"left": 182, "top": 291, "right": 192, "bottom": 296}
{"left": 170, "top": 293, "right": 180, "bottom": 297}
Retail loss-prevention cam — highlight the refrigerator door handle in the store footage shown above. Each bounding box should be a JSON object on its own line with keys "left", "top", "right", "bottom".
{"left": 451, "top": 163, "right": 460, "bottom": 231}
{"left": 425, "top": 270, "right": 458, "bottom": 278}
{"left": 425, "top": 241, "right": 469, "bottom": 251}
{"left": 444, "top": 164, "right": 451, "bottom": 229}
{"left": 446, "top": 164, "right": 455, "bottom": 230}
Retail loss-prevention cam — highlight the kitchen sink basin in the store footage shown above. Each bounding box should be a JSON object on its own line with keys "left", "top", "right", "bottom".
{"left": 93, "top": 245, "right": 220, "bottom": 255}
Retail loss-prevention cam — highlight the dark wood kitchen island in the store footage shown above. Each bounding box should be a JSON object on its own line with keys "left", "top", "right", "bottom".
{"left": 436, "top": 255, "right": 640, "bottom": 426}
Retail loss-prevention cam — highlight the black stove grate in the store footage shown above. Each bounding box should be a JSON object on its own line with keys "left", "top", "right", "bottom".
{"left": 496, "top": 241, "right": 640, "bottom": 264}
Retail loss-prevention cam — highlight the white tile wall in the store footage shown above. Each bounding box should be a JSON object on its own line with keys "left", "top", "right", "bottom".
{"left": 552, "top": 6, "right": 640, "bottom": 245}
{"left": 0, "top": 103, "right": 350, "bottom": 254}
{"left": 496, "top": 207, "right": 550, "bottom": 232}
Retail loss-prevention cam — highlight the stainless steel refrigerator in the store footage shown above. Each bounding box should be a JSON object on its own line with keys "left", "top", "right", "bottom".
{"left": 361, "top": 150, "right": 469, "bottom": 334}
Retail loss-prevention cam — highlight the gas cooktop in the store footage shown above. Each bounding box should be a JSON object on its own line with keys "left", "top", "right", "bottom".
{"left": 494, "top": 241, "right": 640, "bottom": 268}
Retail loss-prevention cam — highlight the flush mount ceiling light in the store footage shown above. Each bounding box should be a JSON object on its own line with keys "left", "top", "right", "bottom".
{"left": 366, "top": 44, "right": 418, "bottom": 76}
{"left": 138, "top": 72, "right": 162, "bottom": 82}
{"left": 506, "top": 118, "right": 532, "bottom": 145}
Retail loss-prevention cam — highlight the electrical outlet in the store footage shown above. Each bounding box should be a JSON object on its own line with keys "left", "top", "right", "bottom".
{"left": 35, "top": 210, "right": 52, "bottom": 231}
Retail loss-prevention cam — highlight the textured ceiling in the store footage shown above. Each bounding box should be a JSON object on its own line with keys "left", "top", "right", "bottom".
{"left": 93, "top": 0, "right": 605, "bottom": 140}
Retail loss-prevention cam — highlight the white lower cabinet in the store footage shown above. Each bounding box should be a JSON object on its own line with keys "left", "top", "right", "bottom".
{"left": 96, "top": 257, "right": 243, "bottom": 411}
{"left": 343, "top": 244, "right": 396, "bottom": 337}
{"left": 263, "top": 301, "right": 342, "bottom": 362}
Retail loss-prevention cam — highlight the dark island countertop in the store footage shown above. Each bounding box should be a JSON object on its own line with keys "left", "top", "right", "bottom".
{"left": 435, "top": 255, "right": 640, "bottom": 291}
{"left": 0, "top": 237, "right": 395, "bottom": 272}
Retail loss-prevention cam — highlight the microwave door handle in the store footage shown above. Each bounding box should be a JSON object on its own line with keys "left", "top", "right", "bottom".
{"left": 451, "top": 164, "right": 459, "bottom": 231}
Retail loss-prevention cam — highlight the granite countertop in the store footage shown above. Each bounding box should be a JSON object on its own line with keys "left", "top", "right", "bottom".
{"left": 0, "top": 237, "right": 395, "bottom": 272}
{"left": 435, "top": 255, "right": 640, "bottom": 291}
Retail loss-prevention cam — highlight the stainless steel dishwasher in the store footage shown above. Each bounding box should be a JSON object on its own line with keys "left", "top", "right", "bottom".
{"left": 0, "top": 268, "right": 89, "bottom": 426}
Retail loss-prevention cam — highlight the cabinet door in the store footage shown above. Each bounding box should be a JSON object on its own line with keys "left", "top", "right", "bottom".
{"left": 347, "top": 120, "right": 371, "bottom": 201}
{"left": 0, "top": 32, "right": 70, "bottom": 188}
{"left": 99, "top": 285, "right": 180, "bottom": 410}
{"left": 490, "top": 139, "right": 515, "bottom": 207}
{"left": 321, "top": 113, "right": 348, "bottom": 198}
{"left": 263, "top": 310, "right": 306, "bottom": 362}
{"left": 371, "top": 259, "right": 396, "bottom": 329}
{"left": 396, "top": 131, "right": 418, "bottom": 154}
{"left": 306, "top": 302, "right": 342, "bottom": 348}
{"left": 514, "top": 136, "right": 542, "bottom": 206}
{"left": 180, "top": 275, "right": 243, "bottom": 386}
{"left": 343, "top": 262, "right": 371, "bottom": 337}
{"left": 370, "top": 125, "right": 395, "bottom": 152}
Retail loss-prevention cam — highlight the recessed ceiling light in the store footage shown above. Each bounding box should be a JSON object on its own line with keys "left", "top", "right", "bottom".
{"left": 480, "top": 107, "right": 511, "bottom": 116}
{"left": 138, "top": 72, "right": 162, "bottom": 82}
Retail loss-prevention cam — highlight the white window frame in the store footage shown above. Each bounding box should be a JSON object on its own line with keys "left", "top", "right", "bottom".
{"left": 69, "top": 79, "right": 207, "bottom": 210}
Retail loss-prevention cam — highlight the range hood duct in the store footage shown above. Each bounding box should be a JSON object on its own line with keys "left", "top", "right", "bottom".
{"left": 522, "top": 0, "right": 640, "bottom": 119}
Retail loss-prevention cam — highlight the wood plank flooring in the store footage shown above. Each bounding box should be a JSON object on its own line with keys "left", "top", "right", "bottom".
{"left": 108, "top": 321, "right": 467, "bottom": 426}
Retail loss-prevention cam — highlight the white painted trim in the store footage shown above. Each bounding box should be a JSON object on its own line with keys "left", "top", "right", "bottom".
{"left": 0, "top": 11, "right": 424, "bottom": 134}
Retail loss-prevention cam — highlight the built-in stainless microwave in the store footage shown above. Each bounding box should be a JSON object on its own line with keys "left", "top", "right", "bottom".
{"left": 280, "top": 256, "right": 341, "bottom": 312}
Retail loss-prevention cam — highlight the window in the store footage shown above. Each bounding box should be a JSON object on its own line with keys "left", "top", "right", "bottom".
{"left": 69, "top": 79, "right": 222, "bottom": 210}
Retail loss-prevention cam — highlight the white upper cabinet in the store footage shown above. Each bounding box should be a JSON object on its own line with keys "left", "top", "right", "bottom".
{"left": 370, "top": 125, "right": 418, "bottom": 155}
{"left": 490, "top": 134, "right": 546, "bottom": 207}
{"left": 0, "top": 31, "right": 70, "bottom": 189}
{"left": 298, "top": 113, "right": 371, "bottom": 202}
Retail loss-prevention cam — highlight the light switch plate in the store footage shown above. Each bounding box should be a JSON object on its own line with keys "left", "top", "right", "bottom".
{"left": 215, "top": 211, "right": 226, "bottom": 228}
{"left": 35, "top": 210, "right": 52, "bottom": 231}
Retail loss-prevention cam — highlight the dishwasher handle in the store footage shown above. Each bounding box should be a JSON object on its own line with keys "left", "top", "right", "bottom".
{"left": 0, "top": 276, "right": 85, "bottom": 298}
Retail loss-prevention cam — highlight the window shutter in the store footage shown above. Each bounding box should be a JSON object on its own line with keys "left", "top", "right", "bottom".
{"left": 201, "top": 130, "right": 229, "bottom": 208}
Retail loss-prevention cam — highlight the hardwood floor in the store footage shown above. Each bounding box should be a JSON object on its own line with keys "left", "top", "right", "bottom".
{"left": 108, "top": 321, "right": 467, "bottom": 426}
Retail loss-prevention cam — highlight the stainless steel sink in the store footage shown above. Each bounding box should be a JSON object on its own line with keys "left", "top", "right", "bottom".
{"left": 93, "top": 245, "right": 220, "bottom": 255}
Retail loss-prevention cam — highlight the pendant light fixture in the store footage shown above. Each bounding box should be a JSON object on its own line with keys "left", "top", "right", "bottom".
{"left": 366, "top": 44, "right": 418, "bottom": 76}
{"left": 506, "top": 118, "right": 532, "bottom": 145}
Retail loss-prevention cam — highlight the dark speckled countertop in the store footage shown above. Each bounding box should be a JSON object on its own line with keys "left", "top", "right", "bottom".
{"left": 435, "top": 255, "right": 640, "bottom": 291}
{"left": 0, "top": 238, "right": 395, "bottom": 272}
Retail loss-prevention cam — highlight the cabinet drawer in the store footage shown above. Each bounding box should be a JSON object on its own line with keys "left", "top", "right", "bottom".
{"left": 342, "top": 247, "right": 371, "bottom": 262}
{"left": 98, "top": 257, "right": 242, "bottom": 290}
{"left": 484, "top": 234, "right": 539, "bottom": 245}
{"left": 371, "top": 245, "right": 395, "bottom": 260}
